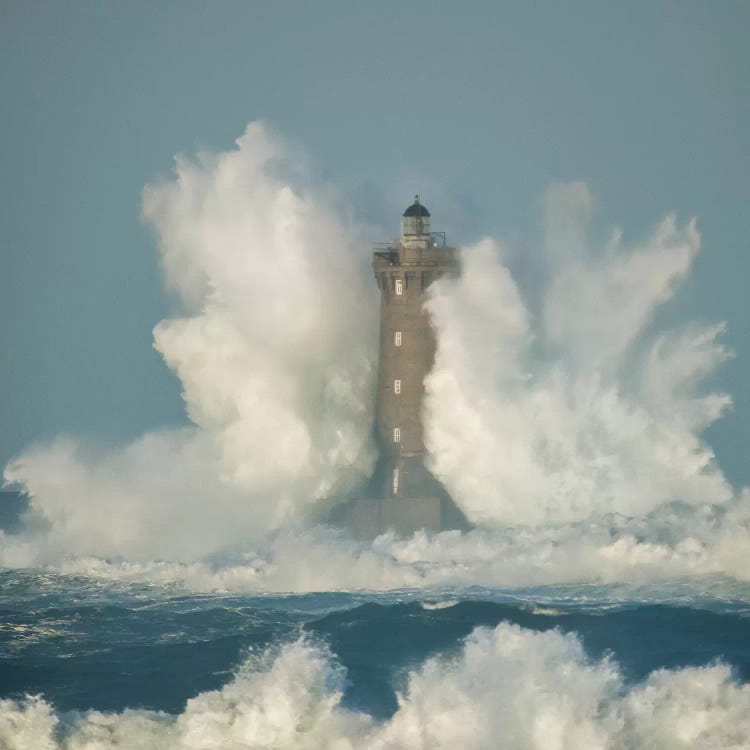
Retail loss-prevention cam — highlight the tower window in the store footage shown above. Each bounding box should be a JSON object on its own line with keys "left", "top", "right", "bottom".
{"left": 395, "top": 279, "right": 403, "bottom": 295}
{"left": 393, "top": 427, "right": 401, "bottom": 443}
{"left": 392, "top": 467, "right": 399, "bottom": 495}
{"left": 394, "top": 379, "right": 401, "bottom": 394}
{"left": 394, "top": 331, "right": 402, "bottom": 346}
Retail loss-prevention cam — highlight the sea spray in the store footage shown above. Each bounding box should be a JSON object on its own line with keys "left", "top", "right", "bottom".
{"left": 2, "top": 123, "right": 746, "bottom": 595}
{"left": 2, "top": 623, "right": 749, "bottom": 749}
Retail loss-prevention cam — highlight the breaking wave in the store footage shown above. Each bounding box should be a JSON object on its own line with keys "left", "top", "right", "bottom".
{"left": 2, "top": 122, "right": 748, "bottom": 595}
{"left": 2, "top": 623, "right": 749, "bottom": 749}
{"left": 4, "top": 504, "right": 750, "bottom": 595}
{"left": 3, "top": 122, "right": 378, "bottom": 562}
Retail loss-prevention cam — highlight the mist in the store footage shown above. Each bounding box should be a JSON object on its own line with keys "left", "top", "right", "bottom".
{"left": 424, "top": 185, "right": 732, "bottom": 527}
{"left": 4, "top": 624, "right": 750, "bottom": 749}
{"left": 3, "top": 122, "right": 748, "bottom": 590}
{"left": 4, "top": 123, "right": 378, "bottom": 561}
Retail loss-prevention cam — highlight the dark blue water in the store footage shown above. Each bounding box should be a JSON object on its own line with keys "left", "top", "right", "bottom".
{"left": 3, "top": 569, "right": 750, "bottom": 722}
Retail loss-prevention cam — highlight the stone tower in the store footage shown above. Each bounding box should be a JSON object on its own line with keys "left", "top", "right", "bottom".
{"left": 331, "top": 197, "right": 467, "bottom": 537}
{"left": 362, "top": 197, "right": 466, "bottom": 535}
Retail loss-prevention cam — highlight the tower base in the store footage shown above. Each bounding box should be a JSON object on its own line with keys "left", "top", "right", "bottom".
{"left": 329, "top": 456, "right": 469, "bottom": 539}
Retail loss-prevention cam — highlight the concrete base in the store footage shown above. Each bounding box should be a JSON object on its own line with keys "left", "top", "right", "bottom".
{"left": 329, "top": 457, "right": 470, "bottom": 539}
{"left": 336, "top": 494, "right": 440, "bottom": 539}
{"left": 330, "top": 492, "right": 469, "bottom": 539}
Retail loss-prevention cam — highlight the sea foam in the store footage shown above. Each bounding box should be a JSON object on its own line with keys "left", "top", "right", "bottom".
{"left": 3, "top": 123, "right": 741, "bottom": 578}
{"left": 4, "top": 502, "right": 750, "bottom": 596}
{"left": 2, "top": 623, "right": 748, "bottom": 749}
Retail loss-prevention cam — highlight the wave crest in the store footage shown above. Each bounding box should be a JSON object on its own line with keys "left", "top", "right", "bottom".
{"left": 3, "top": 623, "right": 749, "bottom": 749}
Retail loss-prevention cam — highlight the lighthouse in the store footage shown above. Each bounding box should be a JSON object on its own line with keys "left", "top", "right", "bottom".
{"left": 339, "top": 197, "right": 467, "bottom": 537}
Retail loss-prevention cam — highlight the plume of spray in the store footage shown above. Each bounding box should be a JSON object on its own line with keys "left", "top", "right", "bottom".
{"left": 424, "top": 183, "right": 733, "bottom": 527}
{"left": 3, "top": 123, "right": 378, "bottom": 561}
{"left": 3, "top": 124, "right": 749, "bottom": 591}
{"left": 3, "top": 624, "right": 750, "bottom": 749}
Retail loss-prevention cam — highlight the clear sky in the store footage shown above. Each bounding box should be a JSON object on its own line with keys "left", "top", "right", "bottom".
{"left": 1, "top": 2, "right": 748, "bottom": 483}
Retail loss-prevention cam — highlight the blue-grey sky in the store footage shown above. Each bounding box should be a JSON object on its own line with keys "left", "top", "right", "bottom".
{"left": 1, "top": 2, "right": 748, "bottom": 483}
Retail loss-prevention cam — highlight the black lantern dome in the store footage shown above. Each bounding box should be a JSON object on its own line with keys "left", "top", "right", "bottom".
{"left": 401, "top": 195, "right": 431, "bottom": 236}
{"left": 402, "top": 195, "right": 431, "bottom": 218}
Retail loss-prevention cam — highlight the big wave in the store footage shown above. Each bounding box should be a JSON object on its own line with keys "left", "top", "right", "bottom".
{"left": 2, "top": 623, "right": 749, "bottom": 749}
{"left": 2, "top": 121, "right": 748, "bottom": 594}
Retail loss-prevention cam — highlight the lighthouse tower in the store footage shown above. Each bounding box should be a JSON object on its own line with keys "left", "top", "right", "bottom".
{"left": 361, "top": 197, "right": 466, "bottom": 535}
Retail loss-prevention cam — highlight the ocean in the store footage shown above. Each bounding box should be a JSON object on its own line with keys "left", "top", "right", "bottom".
{"left": 2, "top": 124, "right": 748, "bottom": 748}
{"left": 2, "top": 567, "right": 750, "bottom": 748}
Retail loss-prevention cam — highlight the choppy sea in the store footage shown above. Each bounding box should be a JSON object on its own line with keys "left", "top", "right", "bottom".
{"left": 2, "top": 568, "right": 750, "bottom": 748}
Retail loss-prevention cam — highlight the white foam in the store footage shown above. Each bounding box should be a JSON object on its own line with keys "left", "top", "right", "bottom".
{"left": 4, "top": 500, "right": 750, "bottom": 599}
{"left": 424, "top": 186, "right": 733, "bottom": 528}
{"left": 2, "top": 125, "right": 748, "bottom": 598}
{"left": 420, "top": 600, "right": 458, "bottom": 610}
{"left": 4, "top": 123, "right": 378, "bottom": 562}
{"left": 2, "top": 624, "right": 749, "bottom": 749}
{"left": 527, "top": 605, "right": 567, "bottom": 616}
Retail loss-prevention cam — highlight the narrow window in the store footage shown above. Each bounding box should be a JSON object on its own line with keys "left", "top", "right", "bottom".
{"left": 393, "top": 427, "right": 401, "bottom": 443}
{"left": 394, "top": 331, "right": 402, "bottom": 347}
{"left": 392, "top": 467, "right": 399, "bottom": 495}
{"left": 395, "top": 279, "right": 403, "bottom": 295}
{"left": 394, "top": 379, "right": 401, "bottom": 394}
